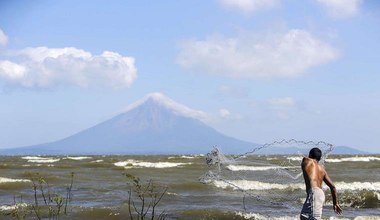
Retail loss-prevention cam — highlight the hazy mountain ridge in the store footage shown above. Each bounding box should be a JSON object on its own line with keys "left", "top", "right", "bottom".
{"left": 0, "top": 93, "right": 370, "bottom": 155}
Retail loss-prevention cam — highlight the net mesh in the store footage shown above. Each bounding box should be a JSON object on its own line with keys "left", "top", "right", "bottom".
{"left": 200, "top": 139, "right": 334, "bottom": 214}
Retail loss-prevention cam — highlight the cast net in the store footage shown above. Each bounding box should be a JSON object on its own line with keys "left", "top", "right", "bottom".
{"left": 200, "top": 139, "right": 334, "bottom": 215}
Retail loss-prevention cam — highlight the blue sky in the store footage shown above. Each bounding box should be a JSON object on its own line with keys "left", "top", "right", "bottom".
{"left": 0, "top": 0, "right": 379, "bottom": 153}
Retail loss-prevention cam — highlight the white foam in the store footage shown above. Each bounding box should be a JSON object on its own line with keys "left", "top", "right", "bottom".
{"left": 22, "top": 156, "right": 60, "bottom": 163}
{"left": 236, "top": 211, "right": 378, "bottom": 220}
{"left": 0, "top": 177, "right": 31, "bottom": 183}
{"left": 226, "top": 165, "right": 296, "bottom": 171}
{"left": 168, "top": 155, "right": 195, "bottom": 159}
{"left": 0, "top": 203, "right": 29, "bottom": 211}
{"left": 213, "top": 180, "right": 304, "bottom": 191}
{"left": 329, "top": 217, "right": 380, "bottom": 220}
{"left": 28, "top": 158, "right": 60, "bottom": 163}
{"left": 65, "top": 156, "right": 92, "bottom": 160}
{"left": 286, "top": 156, "right": 303, "bottom": 161}
{"left": 266, "top": 157, "right": 278, "bottom": 160}
{"left": 168, "top": 154, "right": 204, "bottom": 159}
{"left": 332, "top": 181, "right": 380, "bottom": 192}
{"left": 235, "top": 211, "right": 297, "bottom": 220}
{"left": 91, "top": 160, "right": 104, "bottom": 163}
{"left": 326, "top": 156, "right": 380, "bottom": 163}
{"left": 114, "top": 159, "right": 191, "bottom": 168}
{"left": 213, "top": 180, "right": 380, "bottom": 192}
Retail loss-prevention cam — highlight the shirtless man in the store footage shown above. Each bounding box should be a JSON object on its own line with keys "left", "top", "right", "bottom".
{"left": 300, "top": 147, "right": 342, "bottom": 220}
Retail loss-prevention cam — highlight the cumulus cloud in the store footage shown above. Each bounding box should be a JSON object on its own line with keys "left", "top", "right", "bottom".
{"left": 0, "top": 28, "right": 8, "bottom": 46}
{"left": 219, "top": 0, "right": 280, "bottom": 13}
{"left": 316, "top": 0, "right": 363, "bottom": 18}
{"left": 0, "top": 47, "right": 137, "bottom": 89}
{"left": 177, "top": 29, "right": 339, "bottom": 80}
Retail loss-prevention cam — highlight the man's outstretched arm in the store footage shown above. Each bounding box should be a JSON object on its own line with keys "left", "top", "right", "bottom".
{"left": 323, "top": 173, "right": 343, "bottom": 215}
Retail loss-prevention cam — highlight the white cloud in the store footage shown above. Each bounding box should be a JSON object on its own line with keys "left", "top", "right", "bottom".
{"left": 0, "top": 60, "right": 26, "bottom": 80}
{"left": 219, "top": 0, "right": 280, "bottom": 13}
{"left": 177, "top": 29, "right": 339, "bottom": 80}
{"left": 0, "top": 47, "right": 137, "bottom": 89}
{"left": 0, "top": 28, "right": 8, "bottom": 46}
{"left": 219, "top": 108, "right": 231, "bottom": 118}
{"left": 316, "top": 0, "right": 363, "bottom": 18}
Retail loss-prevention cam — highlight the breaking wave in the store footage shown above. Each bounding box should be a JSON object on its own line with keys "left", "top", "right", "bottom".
{"left": 168, "top": 154, "right": 204, "bottom": 159}
{"left": 65, "top": 156, "right": 92, "bottom": 160}
{"left": 226, "top": 165, "right": 297, "bottom": 171}
{"left": 325, "top": 156, "right": 380, "bottom": 163}
{"left": 0, "top": 177, "right": 31, "bottom": 183}
{"left": 235, "top": 211, "right": 298, "bottom": 220}
{"left": 114, "top": 159, "right": 191, "bottom": 168}
{"left": 213, "top": 180, "right": 303, "bottom": 191}
{"left": 0, "top": 203, "right": 29, "bottom": 212}
{"left": 213, "top": 180, "right": 380, "bottom": 192}
{"left": 21, "top": 156, "right": 60, "bottom": 163}
{"left": 235, "top": 211, "right": 380, "bottom": 220}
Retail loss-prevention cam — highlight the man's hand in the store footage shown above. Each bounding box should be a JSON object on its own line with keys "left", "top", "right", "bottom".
{"left": 333, "top": 204, "right": 343, "bottom": 215}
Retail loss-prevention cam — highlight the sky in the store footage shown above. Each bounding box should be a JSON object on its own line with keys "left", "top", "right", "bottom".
{"left": 0, "top": 0, "right": 379, "bottom": 153}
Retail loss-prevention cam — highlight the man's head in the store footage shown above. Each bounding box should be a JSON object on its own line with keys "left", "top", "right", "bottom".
{"left": 309, "top": 147, "right": 322, "bottom": 161}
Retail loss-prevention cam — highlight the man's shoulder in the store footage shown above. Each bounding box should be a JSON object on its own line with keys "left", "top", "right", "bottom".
{"left": 302, "top": 157, "right": 313, "bottom": 163}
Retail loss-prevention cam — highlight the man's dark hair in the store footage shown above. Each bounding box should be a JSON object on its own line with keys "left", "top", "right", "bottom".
{"left": 309, "top": 147, "right": 322, "bottom": 161}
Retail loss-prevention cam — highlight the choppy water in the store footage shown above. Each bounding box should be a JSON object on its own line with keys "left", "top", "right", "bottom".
{"left": 0, "top": 154, "right": 379, "bottom": 219}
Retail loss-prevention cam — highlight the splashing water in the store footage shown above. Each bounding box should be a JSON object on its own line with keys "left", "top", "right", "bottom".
{"left": 200, "top": 139, "right": 334, "bottom": 215}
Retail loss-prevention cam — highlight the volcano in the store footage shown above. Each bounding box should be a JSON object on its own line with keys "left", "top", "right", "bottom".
{"left": 5, "top": 93, "right": 256, "bottom": 155}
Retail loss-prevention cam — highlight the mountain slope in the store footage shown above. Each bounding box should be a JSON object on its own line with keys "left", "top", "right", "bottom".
{"left": 3, "top": 93, "right": 256, "bottom": 155}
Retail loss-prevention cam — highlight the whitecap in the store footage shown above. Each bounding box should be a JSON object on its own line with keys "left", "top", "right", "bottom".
{"left": 213, "top": 180, "right": 304, "bottom": 191}
{"left": 325, "top": 156, "right": 380, "bottom": 163}
{"left": 332, "top": 181, "right": 380, "bottom": 192}
{"left": 168, "top": 155, "right": 203, "bottom": 159}
{"left": 235, "top": 211, "right": 298, "bottom": 220}
{"left": 65, "top": 156, "right": 92, "bottom": 160}
{"left": 226, "top": 165, "right": 296, "bottom": 171}
{"left": 286, "top": 156, "right": 303, "bottom": 161}
{"left": 0, "top": 203, "right": 29, "bottom": 211}
{"left": 0, "top": 177, "right": 31, "bottom": 183}
{"left": 213, "top": 179, "right": 380, "bottom": 192}
{"left": 114, "top": 159, "right": 191, "bottom": 168}
{"left": 22, "top": 156, "right": 60, "bottom": 163}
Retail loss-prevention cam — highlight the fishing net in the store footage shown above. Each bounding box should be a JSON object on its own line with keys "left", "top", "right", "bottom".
{"left": 200, "top": 139, "right": 334, "bottom": 215}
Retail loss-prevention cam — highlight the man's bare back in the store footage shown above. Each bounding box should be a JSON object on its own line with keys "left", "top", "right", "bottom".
{"left": 300, "top": 148, "right": 342, "bottom": 219}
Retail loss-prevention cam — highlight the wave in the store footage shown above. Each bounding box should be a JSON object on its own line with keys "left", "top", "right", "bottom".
{"left": 22, "top": 156, "right": 60, "bottom": 163}
{"left": 236, "top": 212, "right": 380, "bottom": 220}
{"left": 286, "top": 156, "right": 303, "bottom": 161}
{"left": 65, "top": 156, "right": 92, "bottom": 160}
{"left": 213, "top": 180, "right": 304, "bottom": 191}
{"left": 168, "top": 154, "right": 204, "bottom": 159}
{"left": 226, "top": 165, "right": 297, "bottom": 171}
{"left": 0, "top": 203, "right": 29, "bottom": 212}
{"left": 235, "top": 211, "right": 298, "bottom": 220}
{"left": 325, "top": 156, "right": 380, "bottom": 163}
{"left": 335, "top": 181, "right": 380, "bottom": 191}
{"left": 114, "top": 159, "right": 191, "bottom": 168}
{"left": 213, "top": 180, "right": 380, "bottom": 192}
{"left": 0, "top": 177, "right": 31, "bottom": 183}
